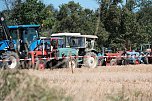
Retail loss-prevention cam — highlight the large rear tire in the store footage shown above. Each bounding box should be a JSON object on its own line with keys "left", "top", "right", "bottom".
{"left": 2, "top": 52, "right": 20, "bottom": 69}
{"left": 83, "top": 52, "right": 98, "bottom": 68}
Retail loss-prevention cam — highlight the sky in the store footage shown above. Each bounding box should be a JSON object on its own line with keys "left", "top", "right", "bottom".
{"left": 0, "top": 0, "right": 99, "bottom": 11}
{"left": 0, "top": 0, "right": 6, "bottom": 11}
{"left": 43, "top": 0, "right": 99, "bottom": 10}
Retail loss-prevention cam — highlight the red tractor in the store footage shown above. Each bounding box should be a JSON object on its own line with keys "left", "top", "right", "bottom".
{"left": 28, "top": 37, "right": 78, "bottom": 69}
{"left": 105, "top": 51, "right": 127, "bottom": 66}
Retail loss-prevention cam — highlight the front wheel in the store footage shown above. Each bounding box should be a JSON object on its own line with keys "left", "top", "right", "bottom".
{"left": 83, "top": 52, "right": 98, "bottom": 68}
{"left": 2, "top": 52, "right": 20, "bottom": 69}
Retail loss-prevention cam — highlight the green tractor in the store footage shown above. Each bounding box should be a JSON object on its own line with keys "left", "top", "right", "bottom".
{"left": 51, "top": 33, "right": 103, "bottom": 68}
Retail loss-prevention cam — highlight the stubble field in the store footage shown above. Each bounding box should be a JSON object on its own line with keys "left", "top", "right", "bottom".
{"left": 26, "top": 64, "right": 152, "bottom": 101}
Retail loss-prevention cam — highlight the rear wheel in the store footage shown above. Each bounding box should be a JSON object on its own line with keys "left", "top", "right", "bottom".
{"left": 2, "top": 52, "right": 20, "bottom": 69}
{"left": 83, "top": 52, "right": 98, "bottom": 68}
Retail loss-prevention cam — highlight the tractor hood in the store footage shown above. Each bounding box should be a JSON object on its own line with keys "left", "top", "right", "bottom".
{"left": 0, "top": 39, "right": 41, "bottom": 52}
{"left": 0, "top": 40, "right": 16, "bottom": 50}
{"left": 57, "top": 48, "right": 78, "bottom": 57}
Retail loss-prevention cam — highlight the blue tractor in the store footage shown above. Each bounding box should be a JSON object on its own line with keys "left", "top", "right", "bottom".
{"left": 0, "top": 12, "right": 41, "bottom": 69}
{"left": 8, "top": 25, "right": 40, "bottom": 55}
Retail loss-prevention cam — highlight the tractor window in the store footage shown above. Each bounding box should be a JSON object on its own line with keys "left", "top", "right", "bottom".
{"left": 58, "top": 39, "right": 64, "bottom": 48}
{"left": 67, "top": 37, "right": 85, "bottom": 48}
{"left": 86, "top": 38, "right": 95, "bottom": 49}
{"left": 23, "top": 28, "right": 38, "bottom": 44}
{"left": 10, "top": 29, "right": 18, "bottom": 41}
{"left": 66, "top": 37, "right": 71, "bottom": 47}
{"left": 78, "top": 37, "right": 85, "bottom": 47}
{"left": 0, "top": 26, "right": 7, "bottom": 40}
{"left": 51, "top": 39, "right": 58, "bottom": 49}
{"left": 71, "top": 37, "right": 78, "bottom": 47}
{"left": 51, "top": 36, "right": 65, "bottom": 48}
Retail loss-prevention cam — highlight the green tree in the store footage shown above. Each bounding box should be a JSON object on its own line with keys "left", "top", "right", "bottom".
{"left": 40, "top": 4, "right": 56, "bottom": 36}
{"left": 10, "top": 0, "right": 45, "bottom": 24}
{"left": 53, "top": 1, "right": 110, "bottom": 49}
{"left": 53, "top": 1, "right": 83, "bottom": 33}
{"left": 53, "top": 1, "right": 97, "bottom": 35}
{"left": 42, "top": 4, "right": 56, "bottom": 30}
{"left": 137, "top": 0, "right": 152, "bottom": 44}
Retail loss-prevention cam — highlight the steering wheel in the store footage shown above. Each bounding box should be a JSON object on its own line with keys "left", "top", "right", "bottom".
{"left": 34, "top": 42, "right": 51, "bottom": 51}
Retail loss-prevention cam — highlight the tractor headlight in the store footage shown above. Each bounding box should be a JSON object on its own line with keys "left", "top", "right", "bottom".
{"left": 9, "top": 42, "right": 14, "bottom": 50}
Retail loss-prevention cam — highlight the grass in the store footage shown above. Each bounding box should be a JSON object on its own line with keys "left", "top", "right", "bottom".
{"left": 0, "top": 69, "right": 72, "bottom": 101}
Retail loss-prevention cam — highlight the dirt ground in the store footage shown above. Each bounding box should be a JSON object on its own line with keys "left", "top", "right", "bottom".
{"left": 26, "top": 65, "right": 152, "bottom": 101}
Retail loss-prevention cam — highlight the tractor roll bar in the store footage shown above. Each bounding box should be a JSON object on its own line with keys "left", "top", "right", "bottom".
{"left": 0, "top": 12, "right": 11, "bottom": 40}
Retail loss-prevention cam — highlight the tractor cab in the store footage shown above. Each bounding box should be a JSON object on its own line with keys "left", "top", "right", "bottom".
{"left": 51, "top": 33, "right": 98, "bottom": 54}
{"left": 81, "top": 35, "right": 98, "bottom": 51}
{"left": 8, "top": 25, "right": 40, "bottom": 57}
{"left": 51, "top": 33, "right": 82, "bottom": 48}
{"left": 8, "top": 25, "right": 40, "bottom": 49}
{"left": 34, "top": 37, "right": 64, "bottom": 53}
{"left": 8, "top": 25, "right": 40, "bottom": 48}
{"left": 35, "top": 37, "right": 76, "bottom": 58}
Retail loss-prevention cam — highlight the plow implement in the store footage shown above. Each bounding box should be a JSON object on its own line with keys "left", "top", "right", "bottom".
{"left": 0, "top": 54, "right": 152, "bottom": 70}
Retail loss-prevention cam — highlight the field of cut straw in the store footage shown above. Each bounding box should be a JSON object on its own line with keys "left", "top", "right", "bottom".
{"left": 1, "top": 64, "right": 152, "bottom": 101}
{"left": 27, "top": 64, "right": 152, "bottom": 101}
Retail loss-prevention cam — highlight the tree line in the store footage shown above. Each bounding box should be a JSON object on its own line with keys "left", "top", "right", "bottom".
{"left": 1, "top": 0, "right": 152, "bottom": 51}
